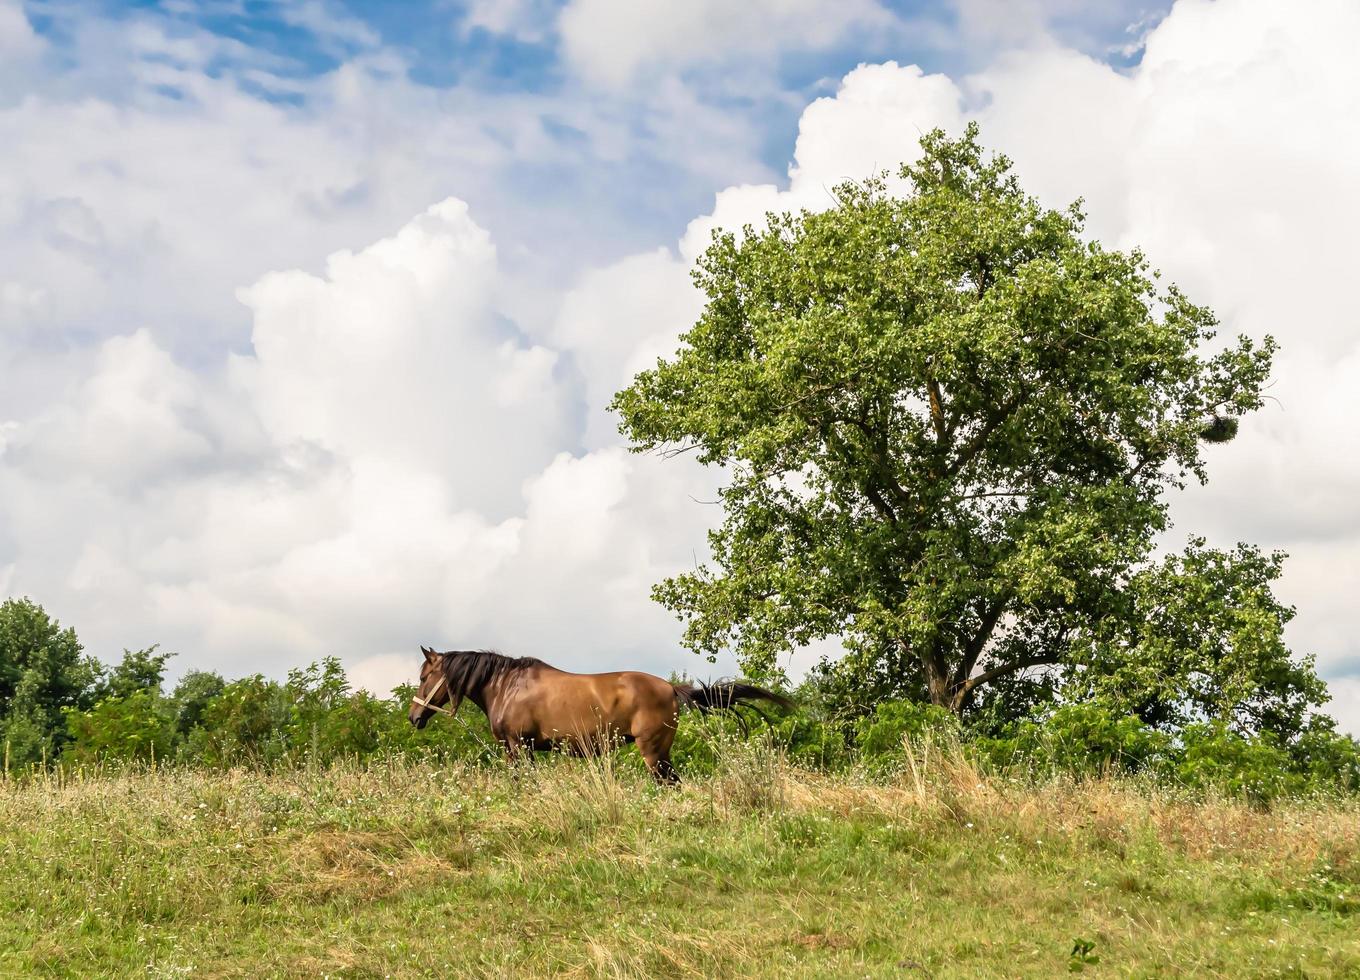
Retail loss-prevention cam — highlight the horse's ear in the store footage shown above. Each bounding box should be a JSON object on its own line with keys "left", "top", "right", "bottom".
{"left": 421, "top": 646, "right": 437, "bottom": 663}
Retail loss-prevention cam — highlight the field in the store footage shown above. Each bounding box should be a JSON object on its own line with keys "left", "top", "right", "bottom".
{"left": 2, "top": 742, "right": 1358, "bottom": 978}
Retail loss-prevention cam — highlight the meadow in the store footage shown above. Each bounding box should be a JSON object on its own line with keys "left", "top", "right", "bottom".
{"left": 2, "top": 738, "right": 1357, "bottom": 978}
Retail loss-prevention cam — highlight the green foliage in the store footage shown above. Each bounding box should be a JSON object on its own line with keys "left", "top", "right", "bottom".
{"left": 976, "top": 703, "right": 1172, "bottom": 777}
{"left": 965, "top": 703, "right": 1360, "bottom": 802}
{"left": 1068, "top": 938, "right": 1100, "bottom": 972}
{"left": 62, "top": 647, "right": 178, "bottom": 766}
{"left": 1070, "top": 540, "right": 1325, "bottom": 741}
{"left": 1289, "top": 717, "right": 1360, "bottom": 791}
{"left": 855, "top": 699, "right": 959, "bottom": 759}
{"left": 93, "top": 645, "right": 175, "bottom": 701}
{"left": 63, "top": 690, "right": 177, "bottom": 765}
{"left": 182, "top": 675, "right": 295, "bottom": 767}
{"left": 611, "top": 124, "right": 1276, "bottom": 719}
{"left": 1170, "top": 721, "right": 1360, "bottom": 803}
{"left": 669, "top": 704, "right": 854, "bottom": 776}
{"left": 0, "top": 597, "right": 101, "bottom": 765}
{"left": 285, "top": 657, "right": 377, "bottom": 762}
{"left": 3, "top": 595, "right": 1355, "bottom": 803}
{"left": 171, "top": 670, "right": 226, "bottom": 735}
{"left": 369, "top": 683, "right": 498, "bottom": 762}
{"left": 1176, "top": 724, "right": 1303, "bottom": 802}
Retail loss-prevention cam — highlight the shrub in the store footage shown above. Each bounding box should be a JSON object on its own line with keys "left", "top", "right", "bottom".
{"left": 1175, "top": 723, "right": 1303, "bottom": 802}
{"left": 63, "top": 690, "right": 176, "bottom": 765}
{"left": 182, "top": 676, "right": 294, "bottom": 767}
{"left": 975, "top": 703, "right": 1171, "bottom": 777}
{"left": 1289, "top": 719, "right": 1360, "bottom": 792}
{"left": 855, "top": 699, "right": 960, "bottom": 773}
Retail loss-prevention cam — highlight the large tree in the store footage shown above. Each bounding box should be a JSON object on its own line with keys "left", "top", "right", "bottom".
{"left": 612, "top": 126, "right": 1280, "bottom": 718}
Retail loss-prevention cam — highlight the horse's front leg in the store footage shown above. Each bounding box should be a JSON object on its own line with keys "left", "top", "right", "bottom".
{"left": 496, "top": 729, "right": 530, "bottom": 768}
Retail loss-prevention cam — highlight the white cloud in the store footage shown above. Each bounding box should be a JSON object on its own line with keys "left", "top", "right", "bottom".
{"left": 278, "top": 1, "right": 382, "bottom": 54}
{"left": 0, "top": 9, "right": 777, "bottom": 375}
{"left": 463, "top": 0, "right": 558, "bottom": 42}
{"left": 558, "top": 0, "right": 897, "bottom": 88}
{"left": 551, "top": 247, "right": 704, "bottom": 448}
{"left": 233, "top": 197, "right": 575, "bottom": 517}
{"left": 676, "top": 62, "right": 966, "bottom": 265}
{"left": 0, "top": 0, "right": 41, "bottom": 65}
{"left": 6, "top": 329, "right": 241, "bottom": 488}
{"left": 0, "top": 196, "right": 726, "bottom": 694}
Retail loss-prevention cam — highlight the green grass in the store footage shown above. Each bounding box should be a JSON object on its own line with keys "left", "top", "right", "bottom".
{"left": 2, "top": 742, "right": 1358, "bottom": 978}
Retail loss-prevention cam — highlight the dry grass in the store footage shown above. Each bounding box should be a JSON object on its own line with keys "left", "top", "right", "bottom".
{"left": 2, "top": 742, "right": 1357, "bottom": 977}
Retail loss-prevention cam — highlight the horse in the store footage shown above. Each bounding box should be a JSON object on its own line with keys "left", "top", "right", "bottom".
{"left": 407, "top": 647, "right": 792, "bottom": 784}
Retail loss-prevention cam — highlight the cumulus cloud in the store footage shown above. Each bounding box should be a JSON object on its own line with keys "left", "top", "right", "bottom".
{"left": 551, "top": 248, "right": 705, "bottom": 448}
{"left": 0, "top": 6, "right": 777, "bottom": 372}
{"left": 677, "top": 61, "right": 966, "bottom": 264}
{"left": 0, "top": 194, "right": 722, "bottom": 696}
{"left": 234, "top": 198, "right": 575, "bottom": 517}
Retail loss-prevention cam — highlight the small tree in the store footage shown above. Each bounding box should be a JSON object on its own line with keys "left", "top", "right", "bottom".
{"left": 1070, "top": 541, "right": 1325, "bottom": 739}
{"left": 612, "top": 126, "right": 1281, "bottom": 720}
{"left": 0, "top": 598, "right": 101, "bottom": 765}
{"left": 92, "top": 645, "right": 175, "bottom": 701}
{"left": 170, "top": 669, "right": 227, "bottom": 736}
{"left": 183, "top": 675, "right": 293, "bottom": 766}
{"left": 63, "top": 645, "right": 178, "bottom": 766}
{"left": 63, "top": 690, "right": 176, "bottom": 766}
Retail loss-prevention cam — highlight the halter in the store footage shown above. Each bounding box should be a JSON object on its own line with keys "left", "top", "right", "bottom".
{"left": 410, "top": 672, "right": 454, "bottom": 716}
{"left": 409, "top": 657, "right": 500, "bottom": 757}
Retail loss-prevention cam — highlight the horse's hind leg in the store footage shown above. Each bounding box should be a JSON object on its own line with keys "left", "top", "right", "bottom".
{"left": 638, "top": 724, "right": 680, "bottom": 786}
{"left": 652, "top": 756, "right": 679, "bottom": 785}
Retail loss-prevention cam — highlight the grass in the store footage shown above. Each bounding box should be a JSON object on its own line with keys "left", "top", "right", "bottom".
{"left": 1, "top": 739, "right": 1358, "bottom": 978}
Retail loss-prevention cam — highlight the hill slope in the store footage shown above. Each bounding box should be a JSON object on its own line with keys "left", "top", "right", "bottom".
{"left": 2, "top": 748, "right": 1357, "bottom": 977}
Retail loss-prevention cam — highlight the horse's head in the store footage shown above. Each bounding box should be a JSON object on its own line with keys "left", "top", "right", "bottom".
{"left": 409, "top": 646, "right": 458, "bottom": 728}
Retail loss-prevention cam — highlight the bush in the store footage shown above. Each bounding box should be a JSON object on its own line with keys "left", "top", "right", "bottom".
{"left": 855, "top": 700, "right": 960, "bottom": 773}
{"left": 373, "top": 684, "right": 498, "bottom": 762}
{"left": 182, "top": 676, "right": 294, "bottom": 767}
{"left": 975, "top": 703, "right": 1171, "bottom": 777}
{"left": 63, "top": 690, "right": 176, "bottom": 765}
{"left": 0, "top": 598, "right": 100, "bottom": 766}
{"left": 779, "top": 713, "right": 857, "bottom": 771}
{"left": 1175, "top": 723, "right": 1303, "bottom": 802}
{"left": 1289, "top": 719, "right": 1360, "bottom": 792}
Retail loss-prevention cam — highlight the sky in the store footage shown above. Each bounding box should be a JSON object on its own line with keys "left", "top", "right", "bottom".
{"left": 2, "top": 0, "right": 1358, "bottom": 732}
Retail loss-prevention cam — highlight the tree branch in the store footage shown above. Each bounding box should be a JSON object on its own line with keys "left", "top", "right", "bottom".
{"left": 960, "top": 654, "right": 1061, "bottom": 699}
{"left": 950, "top": 593, "right": 1011, "bottom": 691}
{"left": 945, "top": 389, "right": 1026, "bottom": 478}
{"left": 927, "top": 376, "right": 948, "bottom": 444}
{"left": 824, "top": 424, "right": 899, "bottom": 524}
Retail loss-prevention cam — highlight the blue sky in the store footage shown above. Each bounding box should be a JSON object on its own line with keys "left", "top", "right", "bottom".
{"left": 3, "top": 0, "right": 1359, "bottom": 731}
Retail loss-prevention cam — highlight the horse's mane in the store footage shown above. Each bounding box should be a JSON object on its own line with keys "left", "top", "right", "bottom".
{"left": 440, "top": 649, "right": 543, "bottom": 699}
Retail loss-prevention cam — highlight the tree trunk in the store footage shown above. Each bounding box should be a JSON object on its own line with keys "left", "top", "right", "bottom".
{"left": 922, "top": 649, "right": 957, "bottom": 713}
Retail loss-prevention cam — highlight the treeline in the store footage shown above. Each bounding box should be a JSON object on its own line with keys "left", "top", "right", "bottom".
{"left": 0, "top": 598, "right": 490, "bottom": 771}
{"left": 3, "top": 597, "right": 1360, "bottom": 801}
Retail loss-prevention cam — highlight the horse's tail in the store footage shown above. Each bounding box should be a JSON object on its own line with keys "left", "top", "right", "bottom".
{"left": 672, "top": 680, "right": 793, "bottom": 723}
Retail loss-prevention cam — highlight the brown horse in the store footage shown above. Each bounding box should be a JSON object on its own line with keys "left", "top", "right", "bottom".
{"left": 407, "top": 647, "right": 791, "bottom": 783}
